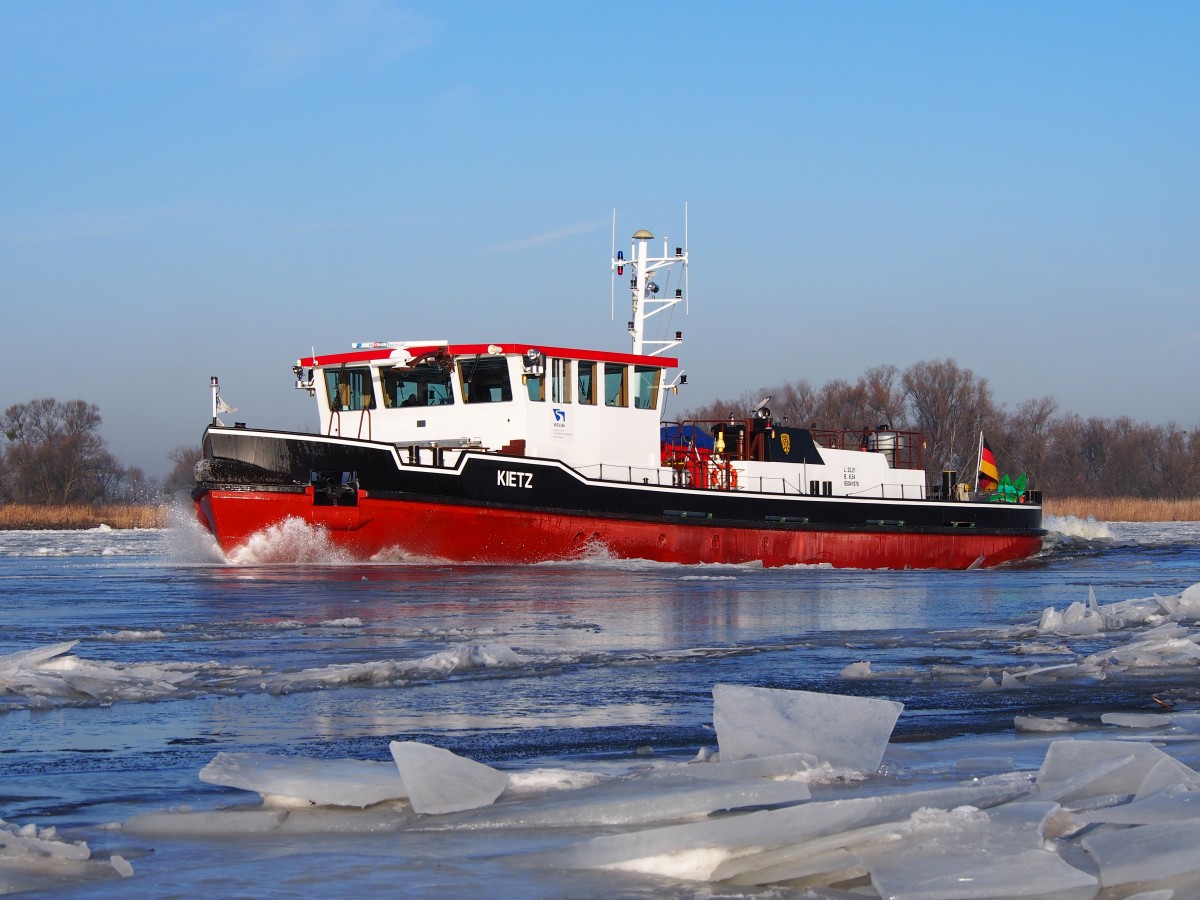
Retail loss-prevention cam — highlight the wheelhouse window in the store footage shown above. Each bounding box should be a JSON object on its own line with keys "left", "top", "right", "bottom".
{"left": 525, "top": 370, "right": 545, "bottom": 401}
{"left": 633, "top": 366, "right": 661, "bottom": 410}
{"left": 381, "top": 362, "right": 455, "bottom": 408}
{"left": 458, "top": 356, "right": 513, "bottom": 403}
{"left": 577, "top": 361, "right": 596, "bottom": 405}
{"left": 550, "top": 358, "right": 572, "bottom": 403}
{"left": 324, "top": 366, "right": 376, "bottom": 411}
{"left": 604, "top": 363, "right": 627, "bottom": 408}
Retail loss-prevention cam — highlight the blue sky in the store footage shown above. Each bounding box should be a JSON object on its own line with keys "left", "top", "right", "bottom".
{"left": 2, "top": 1, "right": 1197, "bottom": 476}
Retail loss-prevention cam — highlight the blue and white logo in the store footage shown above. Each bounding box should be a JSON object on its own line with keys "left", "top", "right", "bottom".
{"left": 553, "top": 408, "right": 567, "bottom": 424}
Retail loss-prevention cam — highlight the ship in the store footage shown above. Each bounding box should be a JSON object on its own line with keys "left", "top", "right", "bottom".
{"left": 193, "top": 222, "right": 1045, "bottom": 569}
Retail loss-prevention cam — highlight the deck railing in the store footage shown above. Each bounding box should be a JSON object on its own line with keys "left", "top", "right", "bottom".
{"left": 660, "top": 419, "right": 924, "bottom": 471}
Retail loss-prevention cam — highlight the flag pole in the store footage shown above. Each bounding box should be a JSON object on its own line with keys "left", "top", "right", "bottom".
{"left": 973, "top": 431, "right": 984, "bottom": 495}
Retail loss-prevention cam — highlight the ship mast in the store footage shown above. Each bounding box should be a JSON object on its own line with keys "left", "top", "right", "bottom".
{"left": 612, "top": 212, "right": 689, "bottom": 356}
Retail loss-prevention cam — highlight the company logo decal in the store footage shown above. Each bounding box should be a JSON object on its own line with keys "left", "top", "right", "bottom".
{"left": 781, "top": 433, "right": 791, "bottom": 455}
{"left": 553, "top": 408, "right": 566, "bottom": 423}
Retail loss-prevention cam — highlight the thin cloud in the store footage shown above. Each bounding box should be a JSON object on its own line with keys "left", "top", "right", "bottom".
{"left": 206, "top": 1, "right": 436, "bottom": 82}
{"left": 1163, "top": 330, "right": 1200, "bottom": 350}
{"left": 233, "top": 216, "right": 409, "bottom": 237}
{"left": 0, "top": 208, "right": 206, "bottom": 244}
{"left": 483, "top": 219, "right": 610, "bottom": 254}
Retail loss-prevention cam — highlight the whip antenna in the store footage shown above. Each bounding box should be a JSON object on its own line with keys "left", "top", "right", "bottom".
{"left": 610, "top": 208, "right": 616, "bottom": 321}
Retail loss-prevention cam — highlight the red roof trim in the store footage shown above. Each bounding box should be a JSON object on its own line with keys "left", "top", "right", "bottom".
{"left": 299, "top": 343, "right": 677, "bottom": 369}
{"left": 296, "top": 349, "right": 393, "bottom": 367}
{"left": 440, "top": 343, "right": 676, "bottom": 367}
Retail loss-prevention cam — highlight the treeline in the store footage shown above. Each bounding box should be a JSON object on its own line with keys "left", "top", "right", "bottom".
{"left": 0, "top": 398, "right": 201, "bottom": 505}
{"left": 683, "top": 359, "right": 1200, "bottom": 499}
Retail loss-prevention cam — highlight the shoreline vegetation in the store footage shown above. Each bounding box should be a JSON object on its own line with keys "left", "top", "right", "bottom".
{"left": 1043, "top": 497, "right": 1200, "bottom": 523}
{"left": 0, "top": 498, "right": 1198, "bottom": 531}
{"left": 0, "top": 503, "right": 169, "bottom": 530}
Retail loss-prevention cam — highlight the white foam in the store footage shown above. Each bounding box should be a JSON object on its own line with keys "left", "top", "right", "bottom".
{"left": 224, "top": 517, "right": 356, "bottom": 566}
{"left": 1044, "top": 514, "right": 1116, "bottom": 540}
{"left": 503, "top": 768, "right": 608, "bottom": 795}
{"left": 96, "top": 630, "right": 166, "bottom": 642}
{"left": 1015, "top": 715, "right": 1087, "bottom": 733}
{"left": 840, "top": 660, "right": 874, "bottom": 679}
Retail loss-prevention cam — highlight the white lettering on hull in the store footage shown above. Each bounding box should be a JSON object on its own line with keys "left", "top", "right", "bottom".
{"left": 497, "top": 470, "right": 534, "bottom": 489}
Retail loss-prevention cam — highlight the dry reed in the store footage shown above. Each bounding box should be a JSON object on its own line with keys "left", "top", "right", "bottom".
{"left": 0, "top": 504, "right": 168, "bottom": 530}
{"left": 1043, "top": 497, "right": 1200, "bottom": 522}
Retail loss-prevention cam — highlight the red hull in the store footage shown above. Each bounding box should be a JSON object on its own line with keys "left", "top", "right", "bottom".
{"left": 194, "top": 489, "right": 1044, "bottom": 570}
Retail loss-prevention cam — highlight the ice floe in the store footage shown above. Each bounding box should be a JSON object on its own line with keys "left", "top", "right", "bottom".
{"left": 92, "top": 679, "right": 1200, "bottom": 896}
{"left": 0, "top": 817, "right": 131, "bottom": 893}
{"left": 0, "top": 639, "right": 522, "bottom": 709}
{"left": 199, "top": 752, "right": 408, "bottom": 808}
{"left": 389, "top": 741, "right": 509, "bottom": 814}
{"left": 713, "top": 683, "right": 903, "bottom": 773}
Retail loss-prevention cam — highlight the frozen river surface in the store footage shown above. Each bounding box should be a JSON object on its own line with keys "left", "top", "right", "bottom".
{"left": 5, "top": 515, "right": 1200, "bottom": 897}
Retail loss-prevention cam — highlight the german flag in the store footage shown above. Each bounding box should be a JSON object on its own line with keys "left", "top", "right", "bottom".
{"left": 978, "top": 436, "right": 999, "bottom": 492}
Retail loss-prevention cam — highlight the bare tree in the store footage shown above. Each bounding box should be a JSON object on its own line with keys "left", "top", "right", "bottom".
{"left": 684, "top": 388, "right": 764, "bottom": 423}
{"left": 678, "top": 358, "right": 1200, "bottom": 499}
{"left": 1, "top": 399, "right": 125, "bottom": 504}
{"left": 164, "top": 445, "right": 205, "bottom": 496}
{"left": 1161, "top": 426, "right": 1200, "bottom": 499}
{"left": 997, "top": 396, "right": 1058, "bottom": 489}
{"left": 901, "top": 359, "right": 998, "bottom": 480}
{"left": 772, "top": 380, "right": 819, "bottom": 427}
{"left": 811, "top": 365, "right": 908, "bottom": 434}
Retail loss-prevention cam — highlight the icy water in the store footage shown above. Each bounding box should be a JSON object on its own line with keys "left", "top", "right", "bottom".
{"left": 5, "top": 515, "right": 1200, "bottom": 897}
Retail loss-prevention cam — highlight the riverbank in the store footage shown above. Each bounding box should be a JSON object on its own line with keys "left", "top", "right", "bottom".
{"left": 0, "top": 504, "right": 168, "bottom": 530}
{"left": 1043, "top": 496, "right": 1200, "bottom": 522}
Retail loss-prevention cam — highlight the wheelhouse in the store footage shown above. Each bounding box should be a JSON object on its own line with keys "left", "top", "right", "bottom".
{"left": 296, "top": 342, "right": 677, "bottom": 469}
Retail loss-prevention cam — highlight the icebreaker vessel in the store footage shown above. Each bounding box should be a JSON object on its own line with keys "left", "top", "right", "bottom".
{"left": 193, "top": 222, "right": 1045, "bottom": 568}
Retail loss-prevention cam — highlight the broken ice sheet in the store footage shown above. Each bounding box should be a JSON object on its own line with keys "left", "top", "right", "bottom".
{"left": 0, "top": 640, "right": 79, "bottom": 674}
{"left": 712, "top": 683, "right": 902, "bottom": 773}
{"left": 0, "top": 817, "right": 132, "bottom": 893}
{"left": 553, "top": 782, "right": 1027, "bottom": 882}
{"left": 389, "top": 740, "right": 508, "bottom": 814}
{"left": 1073, "top": 784, "right": 1200, "bottom": 826}
{"left": 1037, "top": 587, "right": 1106, "bottom": 635}
{"left": 1082, "top": 818, "right": 1200, "bottom": 888}
{"left": 0, "top": 819, "right": 90, "bottom": 862}
{"left": 199, "top": 752, "right": 408, "bottom": 808}
{"left": 649, "top": 751, "right": 824, "bottom": 782}
{"left": 1036, "top": 739, "right": 1200, "bottom": 806}
{"left": 413, "top": 774, "right": 812, "bottom": 830}
{"left": 856, "top": 803, "right": 1097, "bottom": 900}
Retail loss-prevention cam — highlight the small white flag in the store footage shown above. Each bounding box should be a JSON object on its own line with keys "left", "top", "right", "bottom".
{"left": 215, "top": 396, "right": 238, "bottom": 415}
